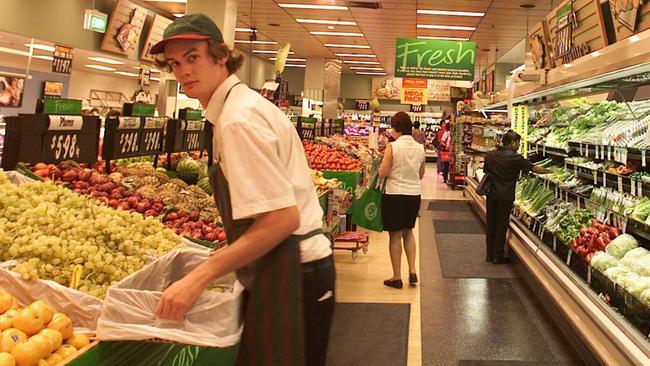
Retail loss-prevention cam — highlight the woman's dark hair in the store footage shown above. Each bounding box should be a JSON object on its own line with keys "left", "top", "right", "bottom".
{"left": 391, "top": 112, "right": 413, "bottom": 135}
{"left": 106, "top": 109, "right": 122, "bottom": 119}
{"left": 502, "top": 130, "right": 521, "bottom": 147}
{"left": 413, "top": 121, "right": 421, "bottom": 129}
{"left": 154, "top": 39, "right": 244, "bottom": 75}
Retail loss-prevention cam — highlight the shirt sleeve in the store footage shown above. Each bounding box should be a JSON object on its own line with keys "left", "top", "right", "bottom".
{"left": 219, "top": 121, "right": 297, "bottom": 219}
{"left": 514, "top": 154, "right": 534, "bottom": 174}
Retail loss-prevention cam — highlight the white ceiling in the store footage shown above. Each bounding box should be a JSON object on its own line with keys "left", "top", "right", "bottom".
{"left": 148, "top": 0, "right": 554, "bottom": 77}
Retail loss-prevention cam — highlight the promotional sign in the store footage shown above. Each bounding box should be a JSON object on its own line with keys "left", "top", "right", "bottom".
{"left": 52, "top": 44, "right": 73, "bottom": 74}
{"left": 610, "top": 0, "right": 644, "bottom": 32}
{"left": 274, "top": 43, "right": 292, "bottom": 74}
{"left": 402, "top": 78, "right": 428, "bottom": 88}
{"left": 373, "top": 77, "right": 451, "bottom": 102}
{"left": 42, "top": 98, "right": 82, "bottom": 115}
{"left": 400, "top": 88, "right": 428, "bottom": 105}
{"left": 394, "top": 38, "right": 476, "bottom": 81}
{"left": 428, "top": 80, "right": 451, "bottom": 101}
{"left": 101, "top": 0, "right": 146, "bottom": 57}
{"left": 355, "top": 100, "right": 370, "bottom": 110}
{"left": 139, "top": 64, "right": 151, "bottom": 87}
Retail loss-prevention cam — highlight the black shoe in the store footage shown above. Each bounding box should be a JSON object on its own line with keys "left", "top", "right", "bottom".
{"left": 383, "top": 279, "right": 403, "bottom": 289}
{"left": 485, "top": 256, "right": 493, "bottom": 262}
{"left": 492, "top": 256, "right": 512, "bottom": 265}
{"left": 409, "top": 273, "right": 418, "bottom": 285}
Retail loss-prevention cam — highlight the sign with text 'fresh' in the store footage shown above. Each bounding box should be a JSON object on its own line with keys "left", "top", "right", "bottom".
{"left": 394, "top": 38, "right": 476, "bottom": 81}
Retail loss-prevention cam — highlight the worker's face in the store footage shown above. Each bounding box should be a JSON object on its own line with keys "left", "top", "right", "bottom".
{"left": 510, "top": 139, "right": 521, "bottom": 151}
{"left": 164, "top": 40, "right": 228, "bottom": 106}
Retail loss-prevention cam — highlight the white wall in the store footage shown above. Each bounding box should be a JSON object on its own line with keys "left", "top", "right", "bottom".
{"left": 235, "top": 49, "right": 274, "bottom": 90}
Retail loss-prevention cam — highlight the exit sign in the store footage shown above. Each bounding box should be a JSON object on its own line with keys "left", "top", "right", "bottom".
{"left": 84, "top": 9, "right": 108, "bottom": 33}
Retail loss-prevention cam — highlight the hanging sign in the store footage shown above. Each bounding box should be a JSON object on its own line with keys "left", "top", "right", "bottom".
{"left": 394, "top": 38, "right": 476, "bottom": 81}
{"left": 138, "top": 64, "right": 151, "bottom": 87}
{"left": 83, "top": 9, "right": 108, "bottom": 33}
{"left": 274, "top": 43, "right": 292, "bottom": 74}
{"left": 610, "top": 0, "right": 644, "bottom": 32}
{"left": 410, "top": 104, "right": 424, "bottom": 113}
{"left": 52, "top": 44, "right": 73, "bottom": 74}
{"left": 400, "top": 86, "right": 428, "bottom": 105}
{"left": 42, "top": 98, "right": 82, "bottom": 115}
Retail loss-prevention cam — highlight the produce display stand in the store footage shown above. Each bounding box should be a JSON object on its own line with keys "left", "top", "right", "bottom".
{"left": 161, "top": 108, "right": 210, "bottom": 170}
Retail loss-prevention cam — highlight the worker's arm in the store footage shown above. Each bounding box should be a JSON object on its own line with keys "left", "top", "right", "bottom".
{"left": 155, "top": 205, "right": 300, "bottom": 321}
{"left": 378, "top": 143, "right": 393, "bottom": 178}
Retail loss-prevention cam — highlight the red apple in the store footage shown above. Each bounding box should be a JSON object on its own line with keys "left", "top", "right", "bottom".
{"left": 126, "top": 196, "right": 139, "bottom": 208}
{"left": 118, "top": 202, "right": 131, "bottom": 210}
{"left": 109, "top": 199, "right": 119, "bottom": 209}
{"left": 144, "top": 209, "right": 158, "bottom": 217}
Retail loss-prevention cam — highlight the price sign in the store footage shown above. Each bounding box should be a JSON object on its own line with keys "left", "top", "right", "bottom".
{"left": 643, "top": 149, "right": 647, "bottom": 167}
{"left": 593, "top": 171, "right": 598, "bottom": 185}
{"left": 139, "top": 117, "right": 165, "bottom": 154}
{"left": 632, "top": 179, "right": 637, "bottom": 196}
{"left": 603, "top": 171, "right": 607, "bottom": 187}
{"left": 1, "top": 114, "right": 99, "bottom": 170}
{"left": 553, "top": 236, "right": 557, "bottom": 251}
{"left": 587, "top": 266, "right": 592, "bottom": 285}
{"left": 585, "top": 144, "right": 589, "bottom": 158}
{"left": 102, "top": 116, "right": 166, "bottom": 169}
{"left": 608, "top": 145, "right": 612, "bottom": 161}
{"left": 164, "top": 119, "right": 209, "bottom": 156}
{"left": 638, "top": 181, "right": 643, "bottom": 197}
{"left": 566, "top": 250, "right": 572, "bottom": 265}
{"left": 618, "top": 176, "right": 623, "bottom": 193}
{"left": 601, "top": 145, "right": 605, "bottom": 160}
{"left": 594, "top": 144, "right": 599, "bottom": 158}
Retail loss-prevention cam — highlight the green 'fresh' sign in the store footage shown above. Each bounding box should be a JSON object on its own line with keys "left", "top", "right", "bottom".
{"left": 394, "top": 38, "right": 476, "bottom": 81}
{"left": 43, "top": 98, "right": 82, "bottom": 115}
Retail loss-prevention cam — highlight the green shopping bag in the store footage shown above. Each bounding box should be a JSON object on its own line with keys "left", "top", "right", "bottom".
{"left": 351, "top": 175, "right": 385, "bottom": 232}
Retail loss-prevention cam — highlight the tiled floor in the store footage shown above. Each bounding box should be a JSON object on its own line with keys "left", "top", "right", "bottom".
{"left": 333, "top": 164, "right": 581, "bottom": 366}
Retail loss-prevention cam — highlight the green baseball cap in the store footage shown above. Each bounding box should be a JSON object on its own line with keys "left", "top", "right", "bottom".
{"left": 150, "top": 13, "right": 224, "bottom": 54}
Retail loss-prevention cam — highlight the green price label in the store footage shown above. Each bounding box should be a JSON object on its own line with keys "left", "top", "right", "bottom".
{"left": 131, "top": 103, "right": 156, "bottom": 117}
{"left": 42, "top": 98, "right": 82, "bottom": 115}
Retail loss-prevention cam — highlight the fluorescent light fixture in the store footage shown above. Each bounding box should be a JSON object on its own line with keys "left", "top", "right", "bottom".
{"left": 270, "top": 57, "right": 307, "bottom": 62}
{"left": 350, "top": 67, "right": 383, "bottom": 70}
{"left": 310, "top": 31, "right": 363, "bottom": 37}
{"left": 132, "top": 66, "right": 161, "bottom": 73}
{"left": 343, "top": 60, "right": 380, "bottom": 65}
{"left": 417, "top": 36, "right": 469, "bottom": 41}
{"left": 285, "top": 64, "right": 307, "bottom": 68}
{"left": 324, "top": 43, "right": 370, "bottom": 49}
{"left": 564, "top": 63, "right": 573, "bottom": 68}
{"left": 417, "top": 24, "right": 476, "bottom": 31}
{"left": 235, "top": 40, "right": 278, "bottom": 44}
{"left": 88, "top": 56, "right": 124, "bottom": 65}
{"left": 296, "top": 19, "right": 356, "bottom": 26}
{"left": 150, "top": 77, "right": 161, "bottom": 81}
{"left": 173, "top": 13, "right": 184, "bottom": 17}
{"left": 253, "top": 50, "right": 295, "bottom": 54}
{"left": 85, "top": 64, "right": 116, "bottom": 71}
{"left": 630, "top": 35, "right": 641, "bottom": 43}
{"left": 24, "top": 43, "right": 55, "bottom": 52}
{"left": 33, "top": 55, "right": 54, "bottom": 61}
{"left": 144, "top": 0, "right": 186, "bottom": 2}
{"left": 591, "top": 51, "right": 601, "bottom": 57}
{"left": 278, "top": 3, "right": 348, "bottom": 10}
{"left": 417, "top": 9, "right": 485, "bottom": 17}
{"left": 114, "top": 71, "right": 139, "bottom": 77}
{"left": 0, "top": 46, "right": 29, "bottom": 57}
{"left": 335, "top": 53, "right": 376, "bottom": 58}
{"left": 356, "top": 72, "right": 386, "bottom": 76}
{"left": 235, "top": 28, "right": 255, "bottom": 32}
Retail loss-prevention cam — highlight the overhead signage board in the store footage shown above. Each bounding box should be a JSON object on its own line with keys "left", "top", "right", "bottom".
{"left": 373, "top": 77, "right": 451, "bottom": 102}
{"left": 84, "top": 9, "right": 108, "bottom": 33}
{"left": 394, "top": 38, "right": 476, "bottom": 81}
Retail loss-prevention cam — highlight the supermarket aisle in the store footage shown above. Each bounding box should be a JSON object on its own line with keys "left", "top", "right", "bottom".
{"left": 421, "top": 164, "right": 465, "bottom": 201}
{"left": 419, "top": 172, "right": 583, "bottom": 366}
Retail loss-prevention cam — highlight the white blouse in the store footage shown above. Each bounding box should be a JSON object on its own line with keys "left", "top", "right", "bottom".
{"left": 385, "top": 135, "right": 425, "bottom": 196}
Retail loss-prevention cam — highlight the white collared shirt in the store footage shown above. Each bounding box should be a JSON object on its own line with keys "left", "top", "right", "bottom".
{"left": 385, "top": 135, "right": 425, "bottom": 196}
{"left": 204, "top": 75, "right": 332, "bottom": 263}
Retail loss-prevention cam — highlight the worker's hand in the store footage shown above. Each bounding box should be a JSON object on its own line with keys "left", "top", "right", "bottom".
{"left": 155, "top": 275, "right": 204, "bottom": 322}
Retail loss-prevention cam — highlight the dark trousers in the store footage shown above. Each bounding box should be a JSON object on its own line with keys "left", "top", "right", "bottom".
{"left": 486, "top": 196, "right": 514, "bottom": 258}
{"left": 303, "top": 257, "right": 336, "bottom": 366}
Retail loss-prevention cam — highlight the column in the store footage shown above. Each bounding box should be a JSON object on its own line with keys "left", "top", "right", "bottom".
{"left": 304, "top": 58, "right": 342, "bottom": 121}
{"left": 186, "top": 0, "right": 238, "bottom": 48}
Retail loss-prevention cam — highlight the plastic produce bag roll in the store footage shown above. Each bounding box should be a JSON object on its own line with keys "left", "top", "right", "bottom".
{"left": 97, "top": 248, "right": 243, "bottom": 347}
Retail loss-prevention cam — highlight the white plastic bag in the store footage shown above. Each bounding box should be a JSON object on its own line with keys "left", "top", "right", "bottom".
{"left": 5, "top": 170, "right": 36, "bottom": 185}
{"left": 97, "top": 248, "right": 243, "bottom": 347}
{"left": 0, "top": 267, "right": 103, "bottom": 331}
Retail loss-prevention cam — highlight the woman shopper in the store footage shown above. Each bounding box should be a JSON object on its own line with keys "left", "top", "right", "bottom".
{"left": 484, "top": 131, "right": 552, "bottom": 264}
{"left": 150, "top": 14, "right": 334, "bottom": 366}
{"left": 439, "top": 122, "right": 452, "bottom": 183}
{"left": 379, "top": 112, "right": 426, "bottom": 288}
{"left": 412, "top": 121, "right": 427, "bottom": 145}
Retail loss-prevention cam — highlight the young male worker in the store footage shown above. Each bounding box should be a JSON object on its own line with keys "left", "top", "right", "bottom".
{"left": 150, "top": 14, "right": 335, "bottom": 366}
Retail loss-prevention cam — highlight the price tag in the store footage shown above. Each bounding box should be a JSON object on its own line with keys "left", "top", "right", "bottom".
{"left": 543, "top": 144, "right": 547, "bottom": 156}
{"left": 641, "top": 149, "right": 645, "bottom": 166}
{"left": 595, "top": 144, "right": 599, "bottom": 158}
{"left": 601, "top": 145, "right": 605, "bottom": 160}
{"left": 585, "top": 144, "right": 589, "bottom": 158}
{"left": 608, "top": 145, "right": 612, "bottom": 160}
{"left": 553, "top": 236, "right": 557, "bottom": 251}
{"left": 45, "top": 133, "right": 81, "bottom": 161}
{"left": 69, "top": 264, "right": 84, "bottom": 289}
{"left": 618, "top": 176, "right": 623, "bottom": 193}
{"left": 587, "top": 266, "right": 592, "bottom": 285}
{"left": 47, "top": 115, "right": 83, "bottom": 130}
{"left": 603, "top": 171, "right": 607, "bottom": 187}
{"left": 573, "top": 165, "right": 577, "bottom": 176}
{"left": 118, "top": 117, "right": 141, "bottom": 130}
{"left": 535, "top": 143, "right": 539, "bottom": 154}
{"left": 632, "top": 179, "right": 637, "bottom": 196}
{"left": 622, "top": 217, "right": 628, "bottom": 234}
{"left": 622, "top": 148, "right": 628, "bottom": 165}
{"left": 183, "top": 131, "right": 202, "bottom": 151}
{"left": 593, "top": 171, "right": 598, "bottom": 185}
{"left": 118, "top": 131, "right": 140, "bottom": 154}
{"left": 639, "top": 181, "right": 644, "bottom": 197}
{"left": 566, "top": 250, "right": 572, "bottom": 265}
{"left": 580, "top": 143, "right": 584, "bottom": 156}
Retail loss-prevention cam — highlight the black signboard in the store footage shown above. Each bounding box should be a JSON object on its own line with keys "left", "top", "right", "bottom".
{"left": 356, "top": 100, "right": 370, "bottom": 110}
{"left": 1, "top": 114, "right": 100, "bottom": 170}
{"left": 52, "top": 44, "right": 73, "bottom": 74}
{"left": 296, "top": 117, "right": 317, "bottom": 140}
{"left": 102, "top": 116, "right": 166, "bottom": 172}
{"left": 410, "top": 104, "right": 424, "bottom": 113}
{"left": 164, "top": 119, "right": 207, "bottom": 153}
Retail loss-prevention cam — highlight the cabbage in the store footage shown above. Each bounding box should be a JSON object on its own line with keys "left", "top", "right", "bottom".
{"left": 590, "top": 251, "right": 619, "bottom": 272}
{"left": 604, "top": 266, "right": 631, "bottom": 281}
{"left": 629, "top": 255, "right": 650, "bottom": 277}
{"left": 618, "top": 272, "right": 641, "bottom": 291}
{"left": 621, "top": 247, "right": 650, "bottom": 268}
{"left": 606, "top": 234, "right": 639, "bottom": 259}
{"left": 626, "top": 276, "right": 650, "bottom": 297}
{"left": 640, "top": 289, "right": 650, "bottom": 306}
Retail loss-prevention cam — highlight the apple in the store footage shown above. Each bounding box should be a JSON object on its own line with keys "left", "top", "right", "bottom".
{"left": 108, "top": 200, "right": 120, "bottom": 209}
{"left": 217, "top": 232, "right": 226, "bottom": 242}
{"left": 152, "top": 203, "right": 164, "bottom": 212}
{"left": 126, "top": 196, "right": 139, "bottom": 209}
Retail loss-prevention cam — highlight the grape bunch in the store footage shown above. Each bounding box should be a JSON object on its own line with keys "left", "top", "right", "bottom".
{"left": 0, "top": 171, "right": 183, "bottom": 298}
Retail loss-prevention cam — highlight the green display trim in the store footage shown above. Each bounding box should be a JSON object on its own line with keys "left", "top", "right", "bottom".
{"left": 299, "top": 117, "right": 317, "bottom": 124}
{"left": 67, "top": 341, "right": 239, "bottom": 366}
{"left": 185, "top": 109, "right": 204, "bottom": 120}
{"left": 556, "top": 2, "right": 573, "bottom": 20}
{"left": 131, "top": 103, "right": 156, "bottom": 117}
{"left": 43, "top": 97, "right": 82, "bottom": 115}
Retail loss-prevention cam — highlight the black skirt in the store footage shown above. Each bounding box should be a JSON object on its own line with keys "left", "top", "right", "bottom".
{"left": 381, "top": 194, "right": 421, "bottom": 231}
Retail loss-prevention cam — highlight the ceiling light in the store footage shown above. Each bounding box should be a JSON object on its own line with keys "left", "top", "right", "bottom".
{"left": 235, "top": 40, "right": 278, "bottom": 44}
{"left": 335, "top": 53, "right": 376, "bottom": 58}
{"left": 591, "top": 51, "right": 601, "bottom": 57}
{"left": 417, "top": 36, "right": 470, "bottom": 41}
{"left": 564, "top": 64, "right": 573, "bottom": 68}
{"left": 114, "top": 71, "right": 139, "bottom": 77}
{"left": 311, "top": 31, "right": 363, "bottom": 37}
{"left": 88, "top": 56, "right": 124, "bottom": 65}
{"left": 350, "top": 67, "right": 383, "bottom": 70}
{"left": 324, "top": 43, "right": 370, "bottom": 49}
{"left": 173, "top": 13, "right": 184, "bottom": 17}
{"left": 417, "top": 10, "right": 485, "bottom": 17}
{"left": 417, "top": 24, "right": 476, "bottom": 31}
{"left": 356, "top": 72, "right": 386, "bottom": 76}
{"left": 343, "top": 60, "right": 380, "bottom": 65}
{"left": 253, "top": 50, "right": 295, "bottom": 54}
{"left": 150, "top": 77, "right": 161, "bottom": 81}
{"left": 33, "top": 55, "right": 54, "bottom": 61}
{"left": 85, "top": 64, "right": 116, "bottom": 71}
{"left": 235, "top": 28, "right": 255, "bottom": 32}
{"left": 630, "top": 35, "right": 641, "bottom": 43}
{"left": 296, "top": 19, "right": 356, "bottom": 26}
{"left": 24, "top": 43, "right": 55, "bottom": 52}
{"left": 278, "top": 3, "right": 348, "bottom": 10}
{"left": 0, "top": 46, "right": 29, "bottom": 57}
{"left": 328, "top": 26, "right": 335, "bottom": 29}
{"left": 285, "top": 64, "right": 307, "bottom": 68}
{"left": 144, "top": 0, "right": 186, "bottom": 2}
{"left": 270, "top": 57, "right": 307, "bottom": 62}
